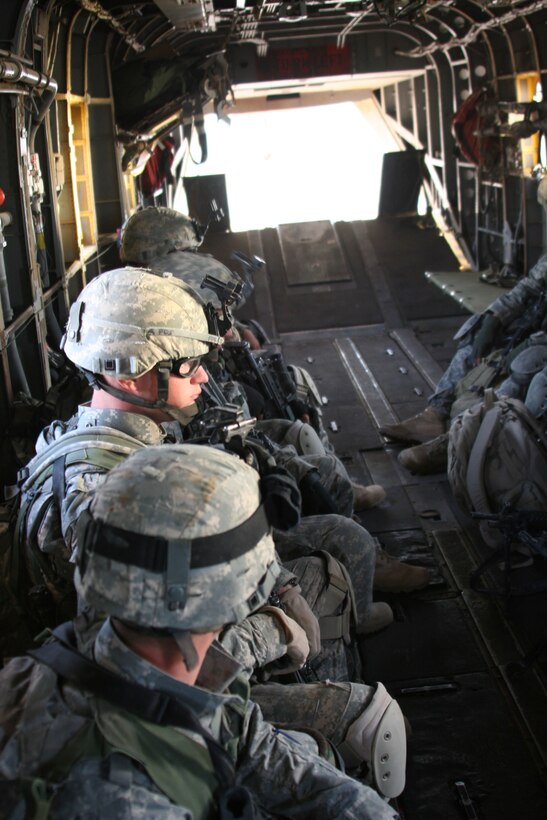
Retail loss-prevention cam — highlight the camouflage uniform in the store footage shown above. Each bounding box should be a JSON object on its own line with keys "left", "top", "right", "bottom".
{"left": 23, "top": 405, "right": 301, "bottom": 663}
{"left": 23, "top": 404, "right": 376, "bottom": 670}
{"left": 274, "top": 514, "right": 377, "bottom": 629}
{"left": 256, "top": 417, "right": 354, "bottom": 517}
{"left": 0, "top": 617, "right": 397, "bottom": 819}
{"left": 429, "top": 253, "right": 547, "bottom": 416}
{"left": 135, "top": 245, "right": 354, "bottom": 514}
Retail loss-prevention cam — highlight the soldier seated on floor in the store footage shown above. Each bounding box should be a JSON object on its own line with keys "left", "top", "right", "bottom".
{"left": 380, "top": 175, "right": 547, "bottom": 475}
{"left": 0, "top": 444, "right": 401, "bottom": 819}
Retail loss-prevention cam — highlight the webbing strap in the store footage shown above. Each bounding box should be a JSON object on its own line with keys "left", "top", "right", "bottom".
{"left": 314, "top": 551, "right": 356, "bottom": 641}
{"left": 319, "top": 610, "right": 352, "bottom": 641}
{"left": 52, "top": 456, "right": 66, "bottom": 512}
{"left": 466, "top": 401, "right": 501, "bottom": 515}
{"left": 29, "top": 623, "right": 236, "bottom": 789}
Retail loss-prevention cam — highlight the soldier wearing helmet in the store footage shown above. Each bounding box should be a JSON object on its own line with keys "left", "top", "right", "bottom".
{"left": 18, "top": 266, "right": 320, "bottom": 669}
{"left": 119, "top": 206, "right": 204, "bottom": 264}
{"left": 1, "top": 445, "right": 403, "bottom": 818}
{"left": 17, "top": 264, "right": 409, "bottom": 801}
{"left": 62, "top": 266, "right": 222, "bottom": 424}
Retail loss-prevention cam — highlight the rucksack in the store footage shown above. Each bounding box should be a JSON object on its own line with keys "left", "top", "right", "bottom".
{"left": 0, "top": 427, "right": 145, "bottom": 660}
{"left": 447, "top": 389, "right": 547, "bottom": 546}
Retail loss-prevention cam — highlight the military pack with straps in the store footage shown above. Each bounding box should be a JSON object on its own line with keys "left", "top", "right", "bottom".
{"left": 1, "top": 427, "right": 145, "bottom": 657}
{"left": 447, "top": 389, "right": 547, "bottom": 547}
{"left": 449, "top": 348, "right": 506, "bottom": 420}
{"left": 20, "top": 623, "right": 259, "bottom": 820}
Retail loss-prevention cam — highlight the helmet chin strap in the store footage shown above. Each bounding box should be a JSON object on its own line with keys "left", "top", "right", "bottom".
{"left": 172, "top": 630, "right": 199, "bottom": 671}
{"left": 84, "top": 367, "right": 199, "bottom": 425}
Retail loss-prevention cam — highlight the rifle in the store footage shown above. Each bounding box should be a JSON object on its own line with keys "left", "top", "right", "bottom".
{"left": 472, "top": 508, "right": 547, "bottom": 560}
{"left": 222, "top": 341, "right": 298, "bottom": 422}
{"left": 184, "top": 404, "right": 256, "bottom": 448}
{"left": 470, "top": 507, "right": 547, "bottom": 598}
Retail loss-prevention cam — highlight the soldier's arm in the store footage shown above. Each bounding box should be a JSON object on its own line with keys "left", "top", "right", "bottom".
{"left": 219, "top": 612, "right": 304, "bottom": 679}
{"left": 488, "top": 252, "right": 547, "bottom": 326}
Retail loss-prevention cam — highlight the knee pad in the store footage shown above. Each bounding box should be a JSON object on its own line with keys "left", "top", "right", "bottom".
{"left": 338, "top": 682, "right": 406, "bottom": 799}
{"left": 283, "top": 420, "right": 325, "bottom": 457}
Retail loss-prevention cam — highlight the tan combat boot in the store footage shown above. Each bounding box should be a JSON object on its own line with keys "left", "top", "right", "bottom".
{"left": 374, "top": 549, "right": 430, "bottom": 593}
{"left": 359, "top": 602, "right": 394, "bottom": 635}
{"left": 352, "top": 482, "right": 387, "bottom": 511}
{"left": 379, "top": 406, "right": 446, "bottom": 444}
{"left": 398, "top": 432, "right": 449, "bottom": 475}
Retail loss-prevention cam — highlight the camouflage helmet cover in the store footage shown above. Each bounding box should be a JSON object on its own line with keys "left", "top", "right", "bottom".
{"left": 62, "top": 267, "right": 222, "bottom": 378}
{"left": 120, "top": 207, "right": 202, "bottom": 264}
{"left": 148, "top": 250, "right": 240, "bottom": 308}
{"left": 75, "top": 444, "right": 280, "bottom": 630}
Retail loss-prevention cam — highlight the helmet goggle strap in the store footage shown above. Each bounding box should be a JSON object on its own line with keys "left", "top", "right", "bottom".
{"left": 77, "top": 502, "right": 270, "bottom": 603}
{"left": 82, "top": 365, "right": 198, "bottom": 425}
{"left": 170, "top": 354, "right": 212, "bottom": 379}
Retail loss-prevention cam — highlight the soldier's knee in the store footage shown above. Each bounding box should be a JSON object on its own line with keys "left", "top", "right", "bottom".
{"left": 338, "top": 682, "right": 407, "bottom": 799}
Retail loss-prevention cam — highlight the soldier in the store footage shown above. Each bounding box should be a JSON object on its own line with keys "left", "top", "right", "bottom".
{"left": 380, "top": 175, "right": 547, "bottom": 474}
{"left": 0, "top": 444, "right": 402, "bottom": 818}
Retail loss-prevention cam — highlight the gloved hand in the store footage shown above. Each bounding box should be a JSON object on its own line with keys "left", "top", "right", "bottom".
{"left": 259, "top": 606, "right": 310, "bottom": 674}
{"left": 299, "top": 470, "right": 338, "bottom": 515}
{"left": 472, "top": 312, "right": 500, "bottom": 362}
{"left": 278, "top": 584, "right": 321, "bottom": 660}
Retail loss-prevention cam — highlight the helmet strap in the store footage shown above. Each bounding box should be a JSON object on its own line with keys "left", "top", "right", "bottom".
{"left": 172, "top": 630, "right": 199, "bottom": 671}
{"left": 83, "top": 368, "right": 198, "bottom": 425}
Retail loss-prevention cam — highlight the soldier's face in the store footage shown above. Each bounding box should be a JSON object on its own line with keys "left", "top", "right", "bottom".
{"left": 167, "top": 364, "right": 208, "bottom": 408}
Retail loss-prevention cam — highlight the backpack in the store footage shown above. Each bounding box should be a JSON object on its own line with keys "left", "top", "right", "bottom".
{"left": 447, "top": 390, "right": 547, "bottom": 547}
{"left": 1, "top": 427, "right": 145, "bottom": 660}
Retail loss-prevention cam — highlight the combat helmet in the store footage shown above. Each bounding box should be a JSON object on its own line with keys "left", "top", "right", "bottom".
{"left": 61, "top": 267, "right": 222, "bottom": 418}
{"left": 150, "top": 249, "right": 241, "bottom": 308}
{"left": 75, "top": 444, "right": 280, "bottom": 668}
{"left": 120, "top": 207, "right": 204, "bottom": 264}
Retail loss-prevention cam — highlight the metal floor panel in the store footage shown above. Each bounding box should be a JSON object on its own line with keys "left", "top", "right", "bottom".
{"left": 278, "top": 320, "right": 547, "bottom": 814}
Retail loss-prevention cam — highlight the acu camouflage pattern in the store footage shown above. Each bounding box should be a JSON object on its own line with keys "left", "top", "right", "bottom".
{"left": 252, "top": 679, "right": 374, "bottom": 754}
{"left": 76, "top": 444, "right": 280, "bottom": 631}
{"left": 62, "top": 268, "right": 221, "bottom": 378}
{"left": 274, "top": 514, "right": 376, "bottom": 627}
{"left": 22, "top": 408, "right": 165, "bottom": 596}
{"left": 120, "top": 206, "right": 202, "bottom": 264}
{"left": 0, "top": 617, "right": 398, "bottom": 820}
